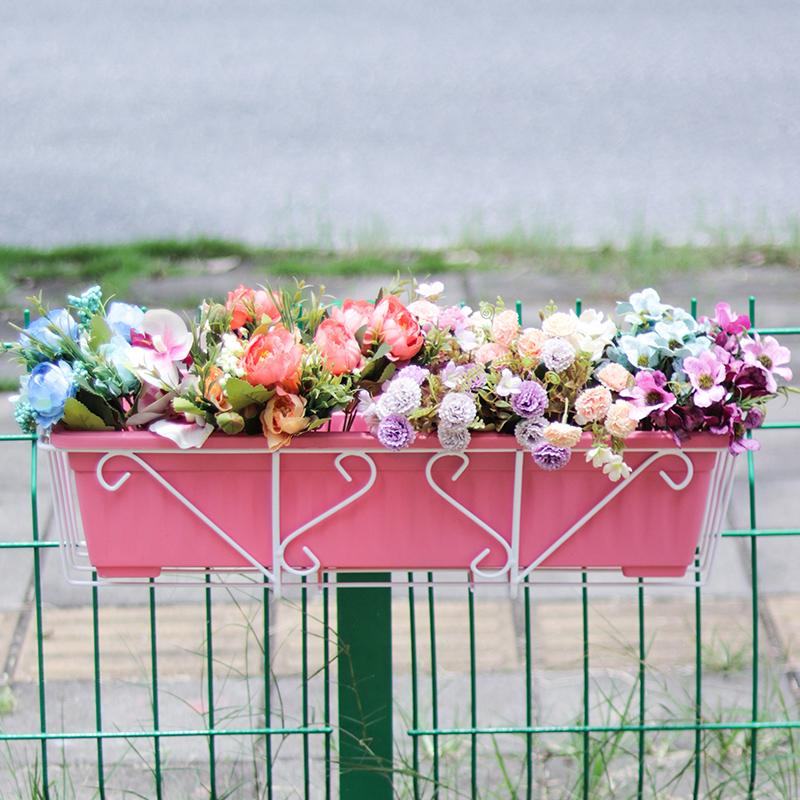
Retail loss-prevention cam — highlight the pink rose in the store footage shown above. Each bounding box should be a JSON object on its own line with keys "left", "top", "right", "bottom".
{"left": 226, "top": 285, "right": 281, "bottom": 330}
{"left": 314, "top": 318, "right": 364, "bottom": 375}
{"left": 241, "top": 326, "right": 304, "bottom": 391}
{"left": 330, "top": 299, "right": 375, "bottom": 336}
{"left": 260, "top": 388, "right": 309, "bottom": 451}
{"left": 367, "top": 295, "right": 425, "bottom": 362}
{"left": 597, "top": 363, "right": 633, "bottom": 392}
{"left": 574, "top": 386, "right": 613, "bottom": 422}
{"left": 473, "top": 342, "right": 511, "bottom": 365}
{"left": 492, "top": 309, "right": 520, "bottom": 347}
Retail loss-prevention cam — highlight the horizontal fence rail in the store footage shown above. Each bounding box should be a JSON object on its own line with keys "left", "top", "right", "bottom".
{"left": 0, "top": 302, "right": 797, "bottom": 799}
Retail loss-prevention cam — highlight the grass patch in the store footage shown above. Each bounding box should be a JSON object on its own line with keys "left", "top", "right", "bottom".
{"left": 0, "top": 234, "right": 798, "bottom": 311}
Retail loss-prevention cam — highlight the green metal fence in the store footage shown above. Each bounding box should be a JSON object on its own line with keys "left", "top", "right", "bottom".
{"left": 0, "top": 298, "right": 798, "bottom": 799}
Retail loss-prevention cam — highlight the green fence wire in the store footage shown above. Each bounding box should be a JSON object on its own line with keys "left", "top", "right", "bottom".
{"left": 0, "top": 299, "right": 797, "bottom": 799}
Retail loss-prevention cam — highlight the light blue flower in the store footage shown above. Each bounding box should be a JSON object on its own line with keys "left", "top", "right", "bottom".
{"left": 105, "top": 302, "right": 145, "bottom": 342}
{"left": 99, "top": 335, "right": 139, "bottom": 392}
{"left": 23, "top": 361, "right": 76, "bottom": 430}
{"left": 19, "top": 309, "right": 79, "bottom": 351}
{"left": 617, "top": 288, "right": 667, "bottom": 330}
{"left": 611, "top": 333, "right": 662, "bottom": 370}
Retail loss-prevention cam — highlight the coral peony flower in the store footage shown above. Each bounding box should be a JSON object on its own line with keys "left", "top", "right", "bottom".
{"left": 260, "top": 388, "right": 309, "bottom": 451}
{"left": 605, "top": 400, "right": 638, "bottom": 439}
{"left": 314, "top": 318, "right": 364, "bottom": 375}
{"left": 474, "top": 342, "right": 511, "bottom": 365}
{"left": 368, "top": 295, "right": 425, "bottom": 362}
{"left": 492, "top": 309, "right": 520, "bottom": 347}
{"left": 241, "top": 326, "right": 303, "bottom": 391}
{"left": 574, "top": 386, "right": 613, "bottom": 423}
{"left": 597, "top": 362, "right": 633, "bottom": 392}
{"left": 226, "top": 285, "right": 281, "bottom": 330}
{"left": 330, "top": 299, "right": 375, "bottom": 336}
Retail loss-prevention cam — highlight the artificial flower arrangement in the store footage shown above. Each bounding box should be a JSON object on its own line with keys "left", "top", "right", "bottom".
{"left": 7, "top": 281, "right": 794, "bottom": 482}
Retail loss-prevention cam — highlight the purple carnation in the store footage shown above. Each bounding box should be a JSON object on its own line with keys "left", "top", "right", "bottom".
{"left": 376, "top": 414, "right": 416, "bottom": 451}
{"left": 515, "top": 417, "right": 547, "bottom": 448}
{"left": 395, "top": 365, "right": 430, "bottom": 386}
{"left": 542, "top": 338, "right": 576, "bottom": 372}
{"left": 510, "top": 381, "right": 548, "bottom": 418}
{"left": 437, "top": 424, "right": 471, "bottom": 452}
{"left": 531, "top": 442, "right": 572, "bottom": 471}
{"left": 438, "top": 392, "right": 477, "bottom": 427}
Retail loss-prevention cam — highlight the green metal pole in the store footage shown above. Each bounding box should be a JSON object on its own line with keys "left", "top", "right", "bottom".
{"left": 337, "top": 572, "right": 393, "bottom": 799}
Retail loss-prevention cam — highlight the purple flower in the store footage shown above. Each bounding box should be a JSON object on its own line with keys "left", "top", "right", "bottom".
{"left": 515, "top": 417, "right": 547, "bottom": 448}
{"left": 542, "top": 338, "right": 576, "bottom": 372}
{"left": 531, "top": 442, "right": 572, "bottom": 471}
{"left": 683, "top": 350, "right": 727, "bottom": 407}
{"left": 622, "top": 370, "right": 676, "bottom": 420}
{"left": 438, "top": 392, "right": 477, "bottom": 427}
{"left": 376, "top": 414, "right": 416, "bottom": 451}
{"left": 23, "top": 360, "right": 76, "bottom": 429}
{"left": 395, "top": 365, "right": 430, "bottom": 386}
{"left": 510, "top": 380, "right": 548, "bottom": 418}
{"left": 741, "top": 332, "right": 793, "bottom": 393}
{"left": 707, "top": 302, "right": 751, "bottom": 335}
{"left": 437, "top": 424, "right": 471, "bottom": 452}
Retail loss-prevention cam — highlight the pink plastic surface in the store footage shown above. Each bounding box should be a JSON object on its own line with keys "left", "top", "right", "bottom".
{"left": 51, "top": 428, "right": 728, "bottom": 579}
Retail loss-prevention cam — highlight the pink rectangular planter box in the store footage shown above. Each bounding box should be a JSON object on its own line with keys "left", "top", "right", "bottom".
{"left": 46, "top": 428, "right": 734, "bottom": 584}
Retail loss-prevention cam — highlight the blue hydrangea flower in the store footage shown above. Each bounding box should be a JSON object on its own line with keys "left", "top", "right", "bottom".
{"left": 105, "top": 302, "right": 145, "bottom": 342}
{"left": 23, "top": 360, "right": 76, "bottom": 430}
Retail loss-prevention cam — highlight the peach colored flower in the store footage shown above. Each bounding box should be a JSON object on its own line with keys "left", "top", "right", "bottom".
{"left": 406, "top": 299, "right": 440, "bottom": 332}
{"left": 203, "top": 365, "right": 232, "bottom": 411}
{"left": 240, "top": 326, "right": 303, "bottom": 391}
{"left": 260, "top": 389, "right": 309, "bottom": 451}
{"left": 330, "top": 299, "right": 375, "bottom": 336}
{"left": 574, "top": 386, "right": 613, "bottom": 422}
{"left": 605, "top": 400, "right": 638, "bottom": 439}
{"left": 492, "top": 309, "right": 520, "bottom": 347}
{"left": 542, "top": 312, "right": 578, "bottom": 339}
{"left": 597, "top": 362, "right": 633, "bottom": 392}
{"left": 226, "top": 285, "right": 281, "bottom": 330}
{"left": 473, "top": 342, "right": 511, "bottom": 365}
{"left": 516, "top": 328, "right": 547, "bottom": 360}
{"left": 543, "top": 422, "right": 583, "bottom": 448}
{"left": 368, "top": 295, "right": 425, "bottom": 362}
{"left": 314, "top": 318, "right": 364, "bottom": 375}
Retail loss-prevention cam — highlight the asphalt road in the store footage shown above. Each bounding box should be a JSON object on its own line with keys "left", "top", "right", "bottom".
{"left": 2, "top": 0, "right": 799, "bottom": 248}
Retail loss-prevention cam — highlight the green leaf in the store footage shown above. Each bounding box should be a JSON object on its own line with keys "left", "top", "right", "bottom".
{"left": 89, "top": 315, "right": 113, "bottom": 348}
{"left": 62, "top": 398, "right": 115, "bottom": 431}
{"left": 172, "top": 397, "right": 208, "bottom": 417}
{"left": 224, "top": 377, "right": 275, "bottom": 412}
{"left": 76, "top": 389, "right": 119, "bottom": 428}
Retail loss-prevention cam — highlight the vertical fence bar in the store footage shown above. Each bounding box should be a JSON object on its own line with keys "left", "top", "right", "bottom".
{"left": 263, "top": 576, "right": 273, "bottom": 800}
{"left": 408, "top": 573, "right": 420, "bottom": 800}
{"left": 747, "top": 296, "right": 759, "bottom": 799}
{"left": 323, "top": 574, "right": 331, "bottom": 800}
{"left": 149, "top": 579, "right": 163, "bottom": 800}
{"left": 205, "top": 574, "right": 217, "bottom": 800}
{"left": 30, "top": 439, "right": 50, "bottom": 799}
{"left": 637, "top": 581, "right": 645, "bottom": 800}
{"left": 582, "top": 573, "right": 590, "bottom": 800}
{"left": 337, "top": 572, "right": 393, "bottom": 800}
{"left": 428, "top": 572, "right": 440, "bottom": 800}
{"left": 301, "top": 577, "right": 310, "bottom": 800}
{"left": 468, "top": 584, "right": 478, "bottom": 800}
{"left": 693, "top": 556, "right": 702, "bottom": 800}
{"left": 524, "top": 577, "right": 533, "bottom": 800}
{"left": 91, "top": 575, "right": 106, "bottom": 800}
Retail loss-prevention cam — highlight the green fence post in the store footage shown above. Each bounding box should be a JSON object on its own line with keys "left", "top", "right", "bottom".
{"left": 337, "top": 572, "right": 393, "bottom": 799}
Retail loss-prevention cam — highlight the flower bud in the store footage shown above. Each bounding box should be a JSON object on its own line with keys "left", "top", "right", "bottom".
{"left": 216, "top": 411, "right": 245, "bottom": 435}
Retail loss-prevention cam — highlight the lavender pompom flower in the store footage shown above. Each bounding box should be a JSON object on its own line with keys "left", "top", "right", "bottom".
{"left": 438, "top": 392, "right": 477, "bottom": 427}
{"left": 510, "top": 380, "right": 548, "bottom": 418}
{"left": 515, "top": 417, "right": 547, "bottom": 448}
{"left": 531, "top": 442, "right": 572, "bottom": 471}
{"left": 542, "top": 338, "right": 576, "bottom": 372}
{"left": 376, "top": 414, "right": 416, "bottom": 451}
{"left": 375, "top": 376, "right": 422, "bottom": 419}
{"left": 437, "top": 424, "right": 471, "bottom": 452}
{"left": 395, "top": 365, "right": 430, "bottom": 386}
